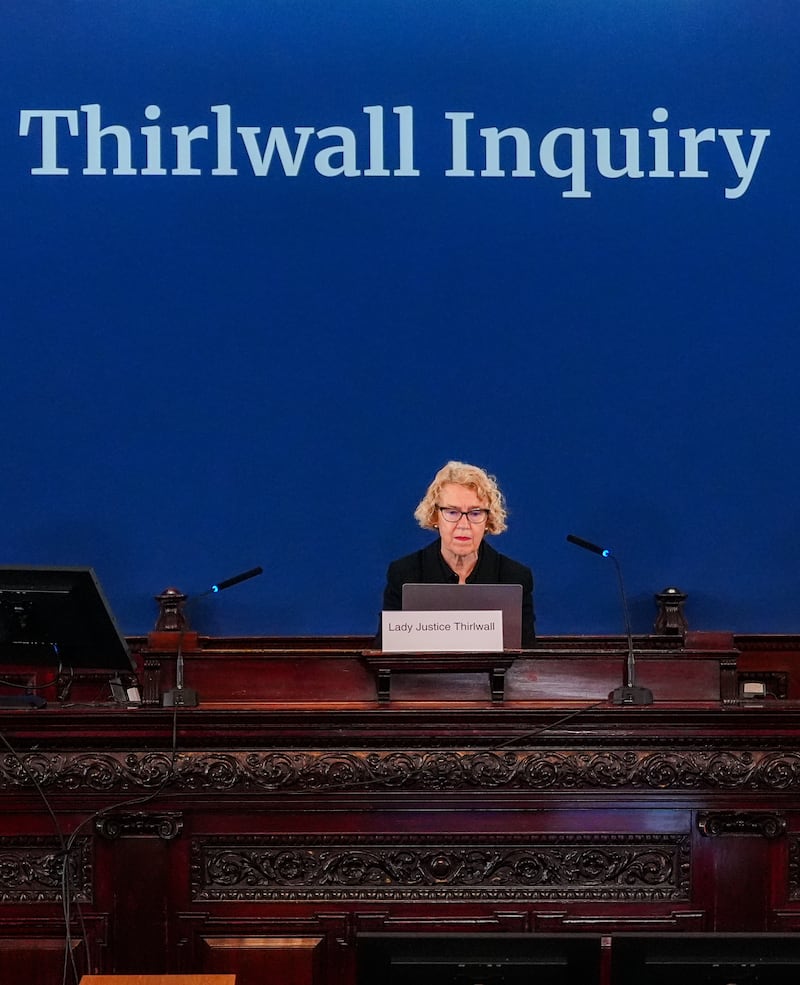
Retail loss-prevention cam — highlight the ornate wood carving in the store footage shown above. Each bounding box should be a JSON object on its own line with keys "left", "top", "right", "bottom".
{"left": 0, "top": 836, "right": 91, "bottom": 903}
{"left": 790, "top": 837, "right": 800, "bottom": 900}
{"left": 697, "top": 811, "right": 786, "bottom": 839}
{"left": 2, "top": 748, "right": 800, "bottom": 794}
{"left": 191, "top": 833, "right": 690, "bottom": 902}
{"left": 95, "top": 812, "right": 183, "bottom": 841}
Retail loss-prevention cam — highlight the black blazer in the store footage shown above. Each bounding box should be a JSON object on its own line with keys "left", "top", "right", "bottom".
{"left": 382, "top": 539, "right": 535, "bottom": 646}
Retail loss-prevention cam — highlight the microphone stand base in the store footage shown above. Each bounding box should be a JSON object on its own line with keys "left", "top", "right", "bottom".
{"left": 609, "top": 685, "right": 654, "bottom": 706}
{"left": 162, "top": 687, "right": 199, "bottom": 708}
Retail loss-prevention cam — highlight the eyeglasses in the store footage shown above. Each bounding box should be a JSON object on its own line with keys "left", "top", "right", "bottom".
{"left": 437, "top": 506, "right": 490, "bottom": 524}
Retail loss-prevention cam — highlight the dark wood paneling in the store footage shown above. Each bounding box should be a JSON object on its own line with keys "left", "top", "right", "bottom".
{"left": 0, "top": 632, "right": 799, "bottom": 984}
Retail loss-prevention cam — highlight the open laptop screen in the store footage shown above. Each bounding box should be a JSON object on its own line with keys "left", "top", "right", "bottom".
{"left": 401, "top": 583, "right": 523, "bottom": 650}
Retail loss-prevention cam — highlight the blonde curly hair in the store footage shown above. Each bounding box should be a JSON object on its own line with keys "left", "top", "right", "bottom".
{"left": 413, "top": 461, "right": 508, "bottom": 535}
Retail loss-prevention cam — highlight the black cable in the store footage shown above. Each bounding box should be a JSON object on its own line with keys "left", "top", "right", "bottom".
{"left": 0, "top": 730, "right": 82, "bottom": 984}
{"left": 488, "top": 700, "right": 606, "bottom": 752}
{"left": 272, "top": 699, "right": 607, "bottom": 794}
{"left": 0, "top": 698, "right": 182, "bottom": 983}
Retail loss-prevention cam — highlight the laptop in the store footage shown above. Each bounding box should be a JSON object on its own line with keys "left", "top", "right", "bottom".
{"left": 401, "top": 583, "right": 523, "bottom": 650}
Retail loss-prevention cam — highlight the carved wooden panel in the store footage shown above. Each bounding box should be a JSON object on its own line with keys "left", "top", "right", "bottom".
{"left": 95, "top": 812, "right": 183, "bottom": 841}
{"left": 3, "top": 748, "right": 800, "bottom": 793}
{"left": 0, "top": 836, "right": 91, "bottom": 903}
{"left": 697, "top": 811, "right": 786, "bottom": 839}
{"left": 191, "top": 834, "right": 690, "bottom": 902}
{"left": 789, "top": 836, "right": 800, "bottom": 901}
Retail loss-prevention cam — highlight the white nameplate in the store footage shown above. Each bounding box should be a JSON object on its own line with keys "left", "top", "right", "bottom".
{"left": 381, "top": 610, "right": 504, "bottom": 653}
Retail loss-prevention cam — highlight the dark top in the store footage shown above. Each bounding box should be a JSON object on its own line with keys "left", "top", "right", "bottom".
{"left": 382, "top": 539, "right": 535, "bottom": 647}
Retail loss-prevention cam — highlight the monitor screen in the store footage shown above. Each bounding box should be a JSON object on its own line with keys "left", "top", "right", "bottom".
{"left": 0, "top": 566, "right": 134, "bottom": 671}
{"left": 357, "top": 933, "right": 599, "bottom": 985}
{"left": 612, "top": 933, "right": 800, "bottom": 985}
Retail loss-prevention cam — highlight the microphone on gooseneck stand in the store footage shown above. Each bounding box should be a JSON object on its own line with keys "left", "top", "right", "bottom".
{"left": 565, "top": 534, "right": 610, "bottom": 558}
{"left": 209, "top": 567, "right": 264, "bottom": 594}
{"left": 566, "top": 534, "right": 654, "bottom": 706}
{"left": 162, "top": 566, "right": 264, "bottom": 708}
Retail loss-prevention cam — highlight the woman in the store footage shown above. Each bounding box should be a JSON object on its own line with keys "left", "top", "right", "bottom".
{"left": 382, "top": 460, "right": 535, "bottom": 646}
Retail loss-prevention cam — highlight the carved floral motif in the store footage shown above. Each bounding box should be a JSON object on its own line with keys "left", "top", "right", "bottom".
{"left": 697, "top": 811, "right": 786, "bottom": 839}
{"left": 1, "top": 748, "right": 800, "bottom": 793}
{"left": 789, "top": 837, "right": 800, "bottom": 900}
{"left": 0, "top": 836, "right": 91, "bottom": 903}
{"left": 95, "top": 812, "right": 183, "bottom": 841}
{"left": 191, "top": 833, "right": 690, "bottom": 902}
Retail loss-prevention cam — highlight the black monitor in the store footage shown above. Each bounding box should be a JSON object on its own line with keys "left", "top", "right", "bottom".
{"left": 357, "top": 934, "right": 600, "bottom": 985}
{"left": 612, "top": 933, "right": 800, "bottom": 985}
{"left": 0, "top": 566, "right": 134, "bottom": 671}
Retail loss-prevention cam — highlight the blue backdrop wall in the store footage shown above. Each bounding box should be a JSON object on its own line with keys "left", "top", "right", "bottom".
{"left": 2, "top": 1, "right": 798, "bottom": 638}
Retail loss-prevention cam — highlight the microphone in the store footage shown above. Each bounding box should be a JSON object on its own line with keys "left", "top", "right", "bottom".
{"left": 566, "top": 534, "right": 611, "bottom": 558}
{"left": 162, "top": 565, "right": 263, "bottom": 708}
{"left": 210, "top": 566, "right": 263, "bottom": 594}
{"left": 566, "top": 534, "right": 653, "bottom": 706}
